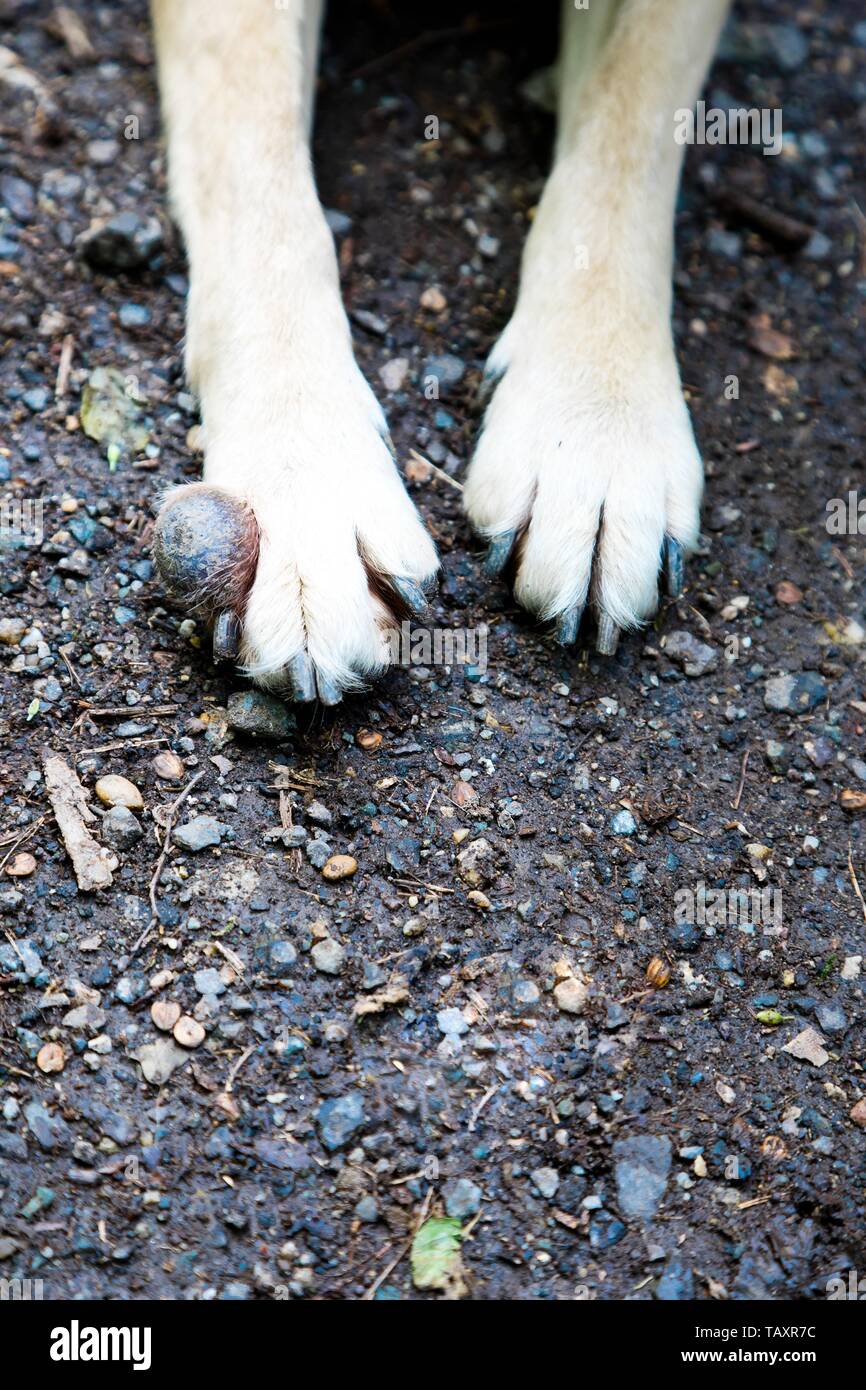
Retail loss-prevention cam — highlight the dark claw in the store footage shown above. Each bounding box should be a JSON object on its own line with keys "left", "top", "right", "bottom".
{"left": 596, "top": 614, "right": 620, "bottom": 656}
{"left": 213, "top": 610, "right": 241, "bottom": 661}
{"left": 287, "top": 652, "right": 317, "bottom": 703}
{"left": 483, "top": 530, "right": 516, "bottom": 578}
{"left": 663, "top": 536, "right": 684, "bottom": 599}
{"left": 316, "top": 673, "right": 343, "bottom": 707}
{"left": 391, "top": 576, "right": 429, "bottom": 618}
{"left": 555, "top": 603, "right": 584, "bottom": 647}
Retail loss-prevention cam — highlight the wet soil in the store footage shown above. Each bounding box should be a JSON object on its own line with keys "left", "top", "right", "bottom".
{"left": 0, "top": 0, "right": 865, "bottom": 1300}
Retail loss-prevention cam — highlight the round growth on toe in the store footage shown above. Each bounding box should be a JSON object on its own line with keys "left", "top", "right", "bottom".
{"left": 152, "top": 484, "right": 259, "bottom": 619}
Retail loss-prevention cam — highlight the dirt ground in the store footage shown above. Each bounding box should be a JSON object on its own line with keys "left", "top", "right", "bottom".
{"left": 0, "top": 0, "right": 865, "bottom": 1302}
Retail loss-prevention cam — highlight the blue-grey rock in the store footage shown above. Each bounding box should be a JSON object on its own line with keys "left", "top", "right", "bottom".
{"left": 613, "top": 1134, "right": 672, "bottom": 1219}
{"left": 173, "top": 815, "right": 226, "bottom": 852}
{"left": 443, "top": 1177, "right": 483, "bottom": 1218}
{"left": 102, "top": 805, "right": 143, "bottom": 849}
{"left": 266, "top": 940, "right": 297, "bottom": 976}
{"left": 227, "top": 690, "right": 294, "bottom": 739}
{"left": 25, "top": 1101, "right": 72, "bottom": 1152}
{"left": 318, "top": 1091, "right": 366, "bottom": 1151}
{"left": 815, "top": 1000, "right": 847, "bottom": 1035}
{"left": 656, "top": 1256, "right": 695, "bottom": 1300}
{"left": 764, "top": 671, "right": 828, "bottom": 713}
{"left": 611, "top": 809, "right": 637, "bottom": 835}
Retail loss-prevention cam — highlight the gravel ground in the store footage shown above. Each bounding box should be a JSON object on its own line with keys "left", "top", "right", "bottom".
{"left": 1, "top": 0, "right": 865, "bottom": 1302}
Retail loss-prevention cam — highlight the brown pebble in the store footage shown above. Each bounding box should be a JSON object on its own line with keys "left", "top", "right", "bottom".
{"left": 775, "top": 580, "right": 803, "bottom": 605}
{"left": 841, "top": 788, "right": 866, "bottom": 811}
{"left": 322, "top": 854, "right": 358, "bottom": 882}
{"left": 95, "top": 774, "right": 143, "bottom": 810}
{"left": 152, "top": 751, "right": 185, "bottom": 781}
{"left": 451, "top": 781, "right": 478, "bottom": 807}
{"left": 37, "top": 1042, "right": 65, "bottom": 1074}
{"left": 420, "top": 286, "right": 447, "bottom": 312}
{"left": 151, "top": 1000, "right": 182, "bottom": 1032}
{"left": 173, "top": 1015, "right": 205, "bottom": 1048}
{"left": 850, "top": 1099, "right": 866, "bottom": 1128}
{"left": 646, "top": 956, "right": 672, "bottom": 988}
{"left": 356, "top": 729, "right": 382, "bottom": 751}
{"left": 7, "top": 852, "right": 36, "bottom": 877}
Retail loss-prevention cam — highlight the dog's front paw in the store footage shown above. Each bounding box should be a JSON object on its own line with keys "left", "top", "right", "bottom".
{"left": 464, "top": 319, "right": 702, "bottom": 653}
{"left": 153, "top": 368, "right": 438, "bottom": 703}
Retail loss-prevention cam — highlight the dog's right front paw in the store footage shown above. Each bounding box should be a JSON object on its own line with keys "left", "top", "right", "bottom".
{"left": 153, "top": 409, "right": 438, "bottom": 704}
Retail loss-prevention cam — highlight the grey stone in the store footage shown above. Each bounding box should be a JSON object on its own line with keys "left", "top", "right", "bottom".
{"left": 173, "top": 815, "right": 226, "bottom": 852}
{"left": 227, "top": 690, "right": 294, "bottom": 739}
{"left": 611, "top": 809, "right": 637, "bottom": 835}
{"left": 194, "top": 967, "right": 226, "bottom": 997}
{"left": 764, "top": 672, "right": 828, "bottom": 713}
{"left": 422, "top": 353, "right": 466, "bottom": 393}
{"left": 355, "top": 1196, "right": 379, "bottom": 1222}
{"left": 78, "top": 210, "right": 164, "bottom": 272}
{"left": 266, "top": 940, "right": 297, "bottom": 976}
{"left": 443, "top": 1177, "right": 482, "bottom": 1218}
{"left": 815, "top": 1000, "right": 848, "bottom": 1035}
{"left": 531, "top": 1166, "right": 560, "bottom": 1199}
{"left": 311, "top": 938, "right": 345, "bottom": 975}
{"left": 664, "top": 630, "right": 718, "bottom": 677}
{"left": 102, "top": 805, "right": 144, "bottom": 849}
{"left": 318, "top": 1091, "right": 365, "bottom": 1151}
{"left": 25, "top": 1101, "right": 72, "bottom": 1152}
{"left": 613, "top": 1134, "right": 672, "bottom": 1219}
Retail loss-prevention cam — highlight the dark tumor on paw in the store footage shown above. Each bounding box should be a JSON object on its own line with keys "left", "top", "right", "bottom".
{"left": 152, "top": 484, "right": 259, "bottom": 617}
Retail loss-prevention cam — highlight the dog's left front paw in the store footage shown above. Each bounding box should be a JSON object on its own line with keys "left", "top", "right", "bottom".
{"left": 464, "top": 320, "right": 703, "bottom": 653}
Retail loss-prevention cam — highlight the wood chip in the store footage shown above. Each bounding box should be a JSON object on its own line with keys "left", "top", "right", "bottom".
{"left": 353, "top": 977, "right": 410, "bottom": 1019}
{"left": 43, "top": 753, "right": 117, "bottom": 892}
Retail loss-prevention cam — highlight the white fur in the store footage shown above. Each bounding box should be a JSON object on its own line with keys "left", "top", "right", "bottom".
{"left": 464, "top": 0, "right": 730, "bottom": 633}
{"left": 152, "top": 0, "right": 437, "bottom": 696}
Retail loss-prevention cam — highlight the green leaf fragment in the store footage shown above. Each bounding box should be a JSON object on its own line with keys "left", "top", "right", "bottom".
{"left": 81, "top": 366, "right": 150, "bottom": 463}
{"left": 410, "top": 1217, "right": 465, "bottom": 1294}
{"left": 26, "top": 698, "right": 40, "bottom": 721}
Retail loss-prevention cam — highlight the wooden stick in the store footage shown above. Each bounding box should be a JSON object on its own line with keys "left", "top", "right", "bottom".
{"left": 42, "top": 753, "right": 116, "bottom": 891}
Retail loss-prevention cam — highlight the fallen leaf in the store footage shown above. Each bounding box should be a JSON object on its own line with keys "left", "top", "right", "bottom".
{"left": 411, "top": 1217, "right": 466, "bottom": 1298}
{"left": 80, "top": 366, "right": 150, "bottom": 461}
{"left": 783, "top": 1027, "right": 830, "bottom": 1067}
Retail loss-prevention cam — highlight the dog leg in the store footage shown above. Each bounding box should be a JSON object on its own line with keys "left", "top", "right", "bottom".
{"left": 465, "top": 0, "right": 730, "bottom": 652}
{"left": 150, "top": 0, "right": 437, "bottom": 702}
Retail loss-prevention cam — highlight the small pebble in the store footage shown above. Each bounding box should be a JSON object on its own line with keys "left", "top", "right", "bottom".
{"left": 322, "top": 855, "right": 358, "bottom": 882}
{"left": 173, "top": 1015, "right": 206, "bottom": 1048}
{"left": 95, "top": 775, "right": 143, "bottom": 810}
